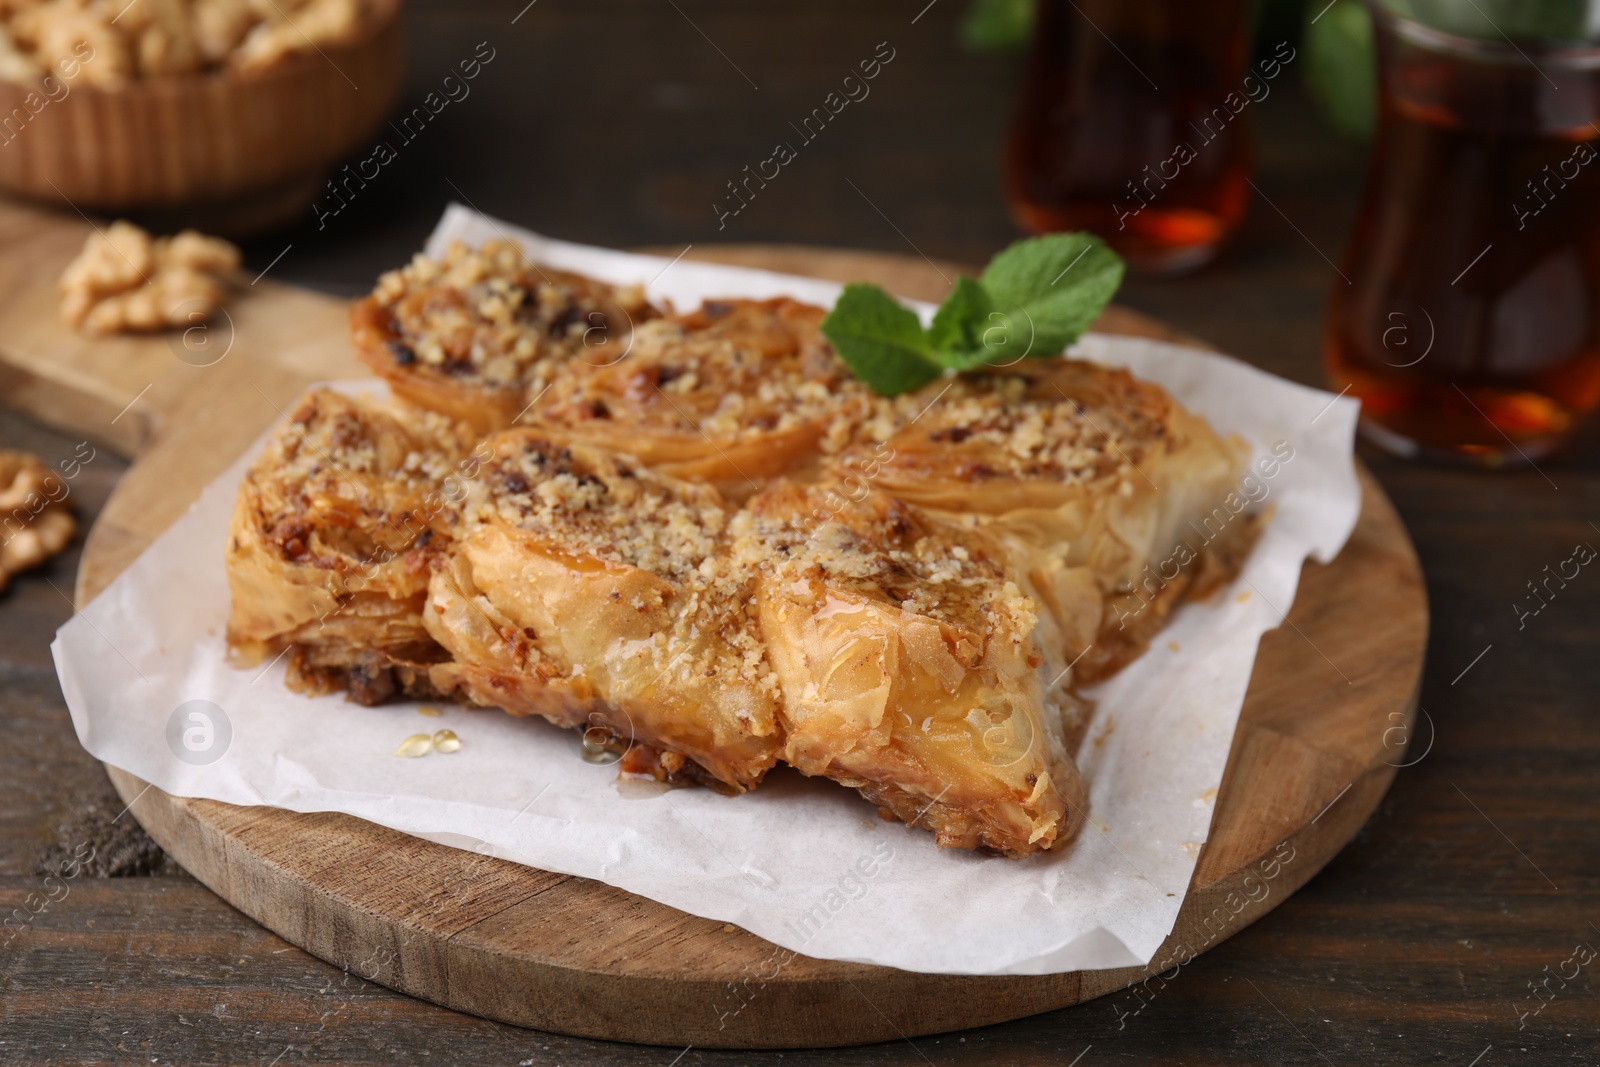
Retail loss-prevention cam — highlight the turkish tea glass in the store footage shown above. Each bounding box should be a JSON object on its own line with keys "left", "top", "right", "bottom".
{"left": 1004, "top": 0, "right": 1259, "bottom": 274}
{"left": 1324, "top": 1, "right": 1600, "bottom": 463}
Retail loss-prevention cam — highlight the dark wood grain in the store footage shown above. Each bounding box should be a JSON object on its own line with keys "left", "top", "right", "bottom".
{"left": 1, "top": 0, "right": 1598, "bottom": 1064}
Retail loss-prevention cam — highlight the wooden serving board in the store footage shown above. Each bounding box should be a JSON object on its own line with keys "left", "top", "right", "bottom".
{"left": 0, "top": 198, "right": 1429, "bottom": 1049}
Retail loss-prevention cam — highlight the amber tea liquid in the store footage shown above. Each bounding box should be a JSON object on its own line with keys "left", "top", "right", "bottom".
{"left": 1324, "top": 14, "right": 1600, "bottom": 461}
{"left": 1005, "top": 0, "right": 1255, "bottom": 273}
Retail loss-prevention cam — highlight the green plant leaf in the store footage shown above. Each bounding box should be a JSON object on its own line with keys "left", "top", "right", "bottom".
{"left": 1305, "top": 0, "right": 1376, "bottom": 140}
{"left": 927, "top": 275, "right": 992, "bottom": 354}
{"left": 960, "top": 0, "right": 1035, "bottom": 52}
{"left": 820, "top": 283, "right": 944, "bottom": 397}
{"left": 822, "top": 233, "right": 1125, "bottom": 395}
{"left": 978, "top": 233, "right": 1125, "bottom": 357}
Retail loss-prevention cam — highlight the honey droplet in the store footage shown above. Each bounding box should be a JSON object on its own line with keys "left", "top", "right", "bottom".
{"left": 579, "top": 727, "right": 613, "bottom": 764}
{"left": 395, "top": 734, "right": 433, "bottom": 758}
{"left": 431, "top": 729, "right": 461, "bottom": 754}
{"left": 417, "top": 706, "right": 442, "bottom": 718}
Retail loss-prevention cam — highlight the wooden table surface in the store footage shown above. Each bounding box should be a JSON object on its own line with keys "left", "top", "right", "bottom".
{"left": 2, "top": 2, "right": 1597, "bottom": 1065}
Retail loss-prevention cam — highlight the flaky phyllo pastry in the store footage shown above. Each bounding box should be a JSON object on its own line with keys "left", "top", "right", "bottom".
{"left": 350, "top": 239, "right": 660, "bottom": 433}
{"left": 424, "top": 429, "right": 783, "bottom": 793}
{"left": 533, "top": 297, "right": 874, "bottom": 499}
{"left": 226, "top": 244, "right": 1254, "bottom": 858}
{"left": 226, "top": 389, "right": 481, "bottom": 703}
{"left": 837, "top": 360, "right": 1254, "bottom": 690}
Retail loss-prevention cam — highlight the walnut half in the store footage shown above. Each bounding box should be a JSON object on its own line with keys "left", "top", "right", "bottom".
{"left": 0, "top": 450, "right": 75, "bottom": 593}
{"left": 59, "top": 220, "right": 240, "bottom": 334}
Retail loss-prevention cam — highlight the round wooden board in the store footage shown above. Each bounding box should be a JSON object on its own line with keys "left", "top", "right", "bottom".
{"left": 71, "top": 245, "right": 1428, "bottom": 1050}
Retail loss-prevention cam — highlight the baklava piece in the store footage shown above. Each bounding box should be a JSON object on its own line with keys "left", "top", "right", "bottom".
{"left": 225, "top": 388, "right": 480, "bottom": 703}
{"left": 837, "top": 360, "right": 1250, "bottom": 688}
{"left": 422, "top": 428, "right": 783, "bottom": 793}
{"left": 531, "top": 298, "right": 874, "bottom": 500}
{"left": 351, "top": 240, "right": 659, "bottom": 433}
{"left": 733, "top": 481, "right": 1086, "bottom": 857}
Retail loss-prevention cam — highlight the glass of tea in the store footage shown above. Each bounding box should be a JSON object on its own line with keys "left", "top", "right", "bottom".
{"left": 1324, "top": 1, "right": 1600, "bottom": 464}
{"left": 1004, "top": 0, "right": 1264, "bottom": 274}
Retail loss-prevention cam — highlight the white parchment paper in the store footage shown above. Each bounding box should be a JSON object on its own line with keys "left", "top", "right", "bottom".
{"left": 54, "top": 206, "right": 1362, "bottom": 976}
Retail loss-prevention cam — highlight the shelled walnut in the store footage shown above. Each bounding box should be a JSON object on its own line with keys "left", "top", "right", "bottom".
{"left": 0, "top": 450, "right": 75, "bottom": 593}
{"left": 0, "top": 0, "right": 375, "bottom": 85}
{"left": 59, "top": 219, "right": 240, "bottom": 334}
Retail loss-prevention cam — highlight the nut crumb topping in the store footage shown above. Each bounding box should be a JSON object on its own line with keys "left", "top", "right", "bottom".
{"left": 466, "top": 431, "right": 778, "bottom": 694}
{"left": 367, "top": 240, "right": 657, "bottom": 392}
{"left": 537, "top": 297, "right": 873, "bottom": 449}
{"left": 246, "top": 390, "right": 477, "bottom": 569}
{"left": 851, "top": 363, "right": 1173, "bottom": 486}
{"left": 732, "top": 481, "right": 1033, "bottom": 644}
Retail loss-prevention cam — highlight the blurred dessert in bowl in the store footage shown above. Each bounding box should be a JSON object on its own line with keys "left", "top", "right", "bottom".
{"left": 0, "top": 0, "right": 403, "bottom": 233}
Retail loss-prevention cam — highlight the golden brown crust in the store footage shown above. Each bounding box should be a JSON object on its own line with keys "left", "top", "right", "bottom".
{"left": 232, "top": 258, "right": 1263, "bottom": 859}
{"left": 224, "top": 388, "right": 480, "bottom": 692}
{"left": 731, "top": 481, "right": 1086, "bottom": 857}
{"left": 420, "top": 428, "right": 783, "bottom": 793}
{"left": 530, "top": 298, "right": 874, "bottom": 499}
{"left": 835, "top": 360, "right": 1249, "bottom": 688}
{"left": 351, "top": 240, "right": 660, "bottom": 434}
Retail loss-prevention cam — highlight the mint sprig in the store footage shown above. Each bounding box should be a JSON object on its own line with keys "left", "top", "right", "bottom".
{"left": 821, "top": 233, "right": 1125, "bottom": 396}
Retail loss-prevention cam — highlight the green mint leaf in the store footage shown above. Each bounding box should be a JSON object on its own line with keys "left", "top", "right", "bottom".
{"left": 1305, "top": 0, "right": 1376, "bottom": 140}
{"left": 978, "top": 233, "right": 1124, "bottom": 358}
{"left": 960, "top": 0, "right": 1035, "bottom": 53}
{"left": 926, "top": 275, "right": 992, "bottom": 355}
{"left": 820, "top": 283, "right": 944, "bottom": 397}
{"left": 822, "top": 233, "right": 1126, "bottom": 394}
{"left": 933, "top": 346, "right": 1007, "bottom": 372}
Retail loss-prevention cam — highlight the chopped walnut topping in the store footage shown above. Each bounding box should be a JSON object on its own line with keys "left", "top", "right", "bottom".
{"left": 845, "top": 361, "right": 1178, "bottom": 488}
{"left": 363, "top": 240, "right": 657, "bottom": 393}
{"left": 471, "top": 434, "right": 728, "bottom": 586}
{"left": 250, "top": 390, "right": 478, "bottom": 567}
{"left": 59, "top": 220, "right": 239, "bottom": 334}
{"left": 541, "top": 298, "right": 873, "bottom": 450}
{"left": 466, "top": 431, "right": 778, "bottom": 696}
{"left": 731, "top": 481, "right": 1030, "bottom": 642}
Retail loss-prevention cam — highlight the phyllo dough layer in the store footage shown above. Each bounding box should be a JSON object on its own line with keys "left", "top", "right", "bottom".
{"left": 351, "top": 240, "right": 660, "bottom": 433}
{"left": 422, "top": 429, "right": 783, "bottom": 793}
{"left": 227, "top": 257, "right": 1260, "bottom": 859}
{"left": 532, "top": 298, "right": 873, "bottom": 499}
{"left": 733, "top": 481, "right": 1087, "bottom": 857}
{"left": 838, "top": 361, "right": 1250, "bottom": 687}
{"left": 225, "top": 388, "right": 480, "bottom": 703}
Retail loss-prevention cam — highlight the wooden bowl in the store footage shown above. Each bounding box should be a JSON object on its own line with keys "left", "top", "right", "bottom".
{"left": 0, "top": 0, "right": 403, "bottom": 232}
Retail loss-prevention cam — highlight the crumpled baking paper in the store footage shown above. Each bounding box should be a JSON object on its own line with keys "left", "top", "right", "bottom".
{"left": 54, "top": 206, "right": 1362, "bottom": 976}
